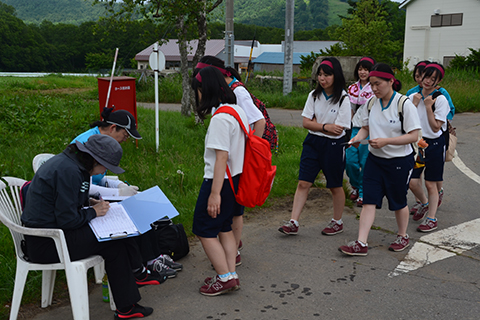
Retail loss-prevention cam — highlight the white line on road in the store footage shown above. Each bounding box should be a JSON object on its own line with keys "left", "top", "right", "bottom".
{"left": 389, "top": 155, "right": 480, "bottom": 277}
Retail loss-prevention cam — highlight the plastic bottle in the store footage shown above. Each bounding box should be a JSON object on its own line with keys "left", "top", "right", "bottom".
{"left": 102, "top": 274, "right": 109, "bottom": 302}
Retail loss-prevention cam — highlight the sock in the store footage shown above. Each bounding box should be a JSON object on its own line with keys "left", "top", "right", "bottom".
{"left": 230, "top": 271, "right": 237, "bottom": 278}
{"left": 333, "top": 218, "right": 343, "bottom": 225}
{"left": 290, "top": 219, "right": 299, "bottom": 227}
{"left": 426, "top": 217, "right": 436, "bottom": 222}
{"left": 422, "top": 202, "right": 429, "bottom": 207}
{"left": 218, "top": 273, "right": 231, "bottom": 282}
{"left": 358, "top": 240, "right": 367, "bottom": 247}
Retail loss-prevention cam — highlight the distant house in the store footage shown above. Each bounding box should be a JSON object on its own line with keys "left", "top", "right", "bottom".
{"left": 400, "top": 0, "right": 480, "bottom": 69}
{"left": 135, "top": 39, "right": 338, "bottom": 73}
{"left": 252, "top": 52, "right": 306, "bottom": 73}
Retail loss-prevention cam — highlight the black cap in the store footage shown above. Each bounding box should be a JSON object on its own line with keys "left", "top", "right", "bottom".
{"left": 76, "top": 134, "right": 125, "bottom": 174}
{"left": 105, "top": 109, "right": 142, "bottom": 140}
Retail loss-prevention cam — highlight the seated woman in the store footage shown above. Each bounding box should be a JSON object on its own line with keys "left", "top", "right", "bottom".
{"left": 21, "top": 134, "right": 165, "bottom": 319}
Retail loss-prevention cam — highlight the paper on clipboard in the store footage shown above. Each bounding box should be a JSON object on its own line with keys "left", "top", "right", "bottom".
{"left": 88, "top": 185, "right": 179, "bottom": 241}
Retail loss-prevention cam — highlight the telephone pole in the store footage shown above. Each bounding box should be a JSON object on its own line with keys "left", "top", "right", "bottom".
{"left": 283, "top": 0, "right": 294, "bottom": 95}
{"left": 225, "top": 0, "right": 234, "bottom": 68}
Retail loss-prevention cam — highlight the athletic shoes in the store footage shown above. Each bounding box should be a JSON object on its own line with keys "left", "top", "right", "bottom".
{"left": 438, "top": 188, "right": 444, "bottom": 208}
{"left": 236, "top": 252, "right": 242, "bottom": 266}
{"left": 114, "top": 303, "right": 153, "bottom": 319}
{"left": 338, "top": 241, "right": 368, "bottom": 256}
{"left": 349, "top": 188, "right": 359, "bottom": 201}
{"left": 148, "top": 259, "right": 177, "bottom": 278}
{"left": 417, "top": 218, "right": 438, "bottom": 232}
{"left": 388, "top": 235, "right": 410, "bottom": 252}
{"left": 200, "top": 276, "right": 237, "bottom": 296}
{"left": 356, "top": 197, "right": 363, "bottom": 207}
{"left": 413, "top": 203, "right": 429, "bottom": 221}
{"left": 321, "top": 220, "right": 343, "bottom": 236}
{"left": 135, "top": 268, "right": 167, "bottom": 287}
{"left": 204, "top": 275, "right": 240, "bottom": 290}
{"left": 409, "top": 201, "right": 422, "bottom": 215}
{"left": 278, "top": 220, "right": 299, "bottom": 235}
{"left": 158, "top": 254, "right": 183, "bottom": 271}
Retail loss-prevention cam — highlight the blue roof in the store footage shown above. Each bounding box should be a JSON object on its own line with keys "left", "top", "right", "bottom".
{"left": 252, "top": 52, "right": 309, "bottom": 65}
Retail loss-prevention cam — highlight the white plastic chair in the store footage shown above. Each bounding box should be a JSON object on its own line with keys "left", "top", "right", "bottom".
{"left": 0, "top": 176, "right": 114, "bottom": 320}
{"left": 32, "top": 153, "right": 55, "bottom": 173}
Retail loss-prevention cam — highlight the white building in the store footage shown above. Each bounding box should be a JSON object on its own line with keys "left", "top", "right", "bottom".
{"left": 400, "top": 0, "right": 480, "bottom": 69}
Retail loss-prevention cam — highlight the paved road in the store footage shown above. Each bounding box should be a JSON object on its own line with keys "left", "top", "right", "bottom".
{"left": 30, "top": 106, "right": 480, "bottom": 320}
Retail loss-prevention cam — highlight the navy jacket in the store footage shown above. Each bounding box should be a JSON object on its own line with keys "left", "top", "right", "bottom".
{"left": 22, "top": 147, "right": 97, "bottom": 230}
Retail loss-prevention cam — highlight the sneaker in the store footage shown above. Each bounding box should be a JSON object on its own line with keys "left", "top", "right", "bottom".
{"left": 438, "top": 188, "right": 444, "bottom": 208}
{"left": 321, "top": 220, "right": 343, "bottom": 236}
{"left": 417, "top": 218, "right": 438, "bottom": 232}
{"left": 204, "top": 275, "right": 240, "bottom": 290}
{"left": 338, "top": 240, "right": 368, "bottom": 256}
{"left": 114, "top": 303, "right": 153, "bottom": 319}
{"left": 199, "top": 276, "right": 237, "bottom": 296}
{"left": 135, "top": 268, "right": 167, "bottom": 287}
{"left": 413, "top": 203, "right": 429, "bottom": 221}
{"left": 356, "top": 197, "right": 363, "bottom": 207}
{"left": 278, "top": 220, "right": 298, "bottom": 235}
{"left": 159, "top": 254, "right": 183, "bottom": 271}
{"left": 409, "top": 201, "right": 422, "bottom": 215}
{"left": 238, "top": 239, "right": 243, "bottom": 251}
{"left": 349, "top": 188, "right": 359, "bottom": 201}
{"left": 236, "top": 252, "right": 242, "bottom": 266}
{"left": 388, "top": 235, "right": 410, "bottom": 252}
{"left": 148, "top": 259, "right": 177, "bottom": 278}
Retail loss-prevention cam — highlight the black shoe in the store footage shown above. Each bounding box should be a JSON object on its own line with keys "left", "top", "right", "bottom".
{"left": 114, "top": 303, "right": 153, "bottom": 319}
{"left": 159, "top": 254, "right": 183, "bottom": 271}
{"left": 135, "top": 269, "right": 167, "bottom": 287}
{"left": 148, "top": 259, "right": 177, "bottom": 278}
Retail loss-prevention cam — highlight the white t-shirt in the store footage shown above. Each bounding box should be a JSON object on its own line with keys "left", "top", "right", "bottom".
{"left": 204, "top": 104, "right": 249, "bottom": 179}
{"left": 408, "top": 91, "right": 449, "bottom": 139}
{"left": 232, "top": 82, "right": 264, "bottom": 129}
{"left": 361, "top": 92, "right": 421, "bottom": 159}
{"left": 301, "top": 90, "right": 351, "bottom": 139}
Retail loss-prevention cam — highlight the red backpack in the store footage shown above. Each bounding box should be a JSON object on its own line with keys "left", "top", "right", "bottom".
{"left": 230, "top": 81, "right": 278, "bottom": 150}
{"left": 213, "top": 106, "right": 277, "bottom": 208}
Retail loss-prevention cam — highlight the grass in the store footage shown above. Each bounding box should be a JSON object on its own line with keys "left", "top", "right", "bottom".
{"left": 0, "top": 75, "right": 307, "bottom": 319}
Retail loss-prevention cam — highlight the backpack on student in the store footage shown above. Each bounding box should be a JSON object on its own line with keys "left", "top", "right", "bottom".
{"left": 230, "top": 81, "right": 278, "bottom": 150}
{"left": 431, "top": 91, "right": 457, "bottom": 161}
{"left": 213, "top": 105, "right": 277, "bottom": 208}
{"left": 367, "top": 95, "right": 409, "bottom": 134}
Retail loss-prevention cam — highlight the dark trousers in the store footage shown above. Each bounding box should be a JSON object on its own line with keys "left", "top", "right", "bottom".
{"left": 25, "top": 224, "right": 142, "bottom": 309}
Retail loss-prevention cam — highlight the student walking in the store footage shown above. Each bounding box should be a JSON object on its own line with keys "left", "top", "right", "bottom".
{"left": 278, "top": 57, "right": 351, "bottom": 236}
{"left": 339, "top": 63, "right": 421, "bottom": 256}
{"left": 408, "top": 63, "right": 450, "bottom": 232}
{"left": 346, "top": 57, "right": 375, "bottom": 207}
{"left": 191, "top": 66, "right": 248, "bottom": 296}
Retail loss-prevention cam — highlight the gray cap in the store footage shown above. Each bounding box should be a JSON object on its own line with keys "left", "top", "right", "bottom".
{"left": 76, "top": 134, "right": 125, "bottom": 174}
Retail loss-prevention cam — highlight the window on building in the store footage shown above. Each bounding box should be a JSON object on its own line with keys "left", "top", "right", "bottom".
{"left": 431, "top": 13, "right": 463, "bottom": 27}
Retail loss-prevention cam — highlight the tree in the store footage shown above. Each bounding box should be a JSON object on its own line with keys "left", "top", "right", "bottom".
{"left": 93, "top": 0, "right": 223, "bottom": 116}
{"left": 328, "top": 0, "right": 403, "bottom": 67}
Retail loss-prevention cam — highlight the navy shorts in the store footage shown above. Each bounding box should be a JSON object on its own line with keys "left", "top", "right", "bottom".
{"left": 298, "top": 133, "right": 346, "bottom": 188}
{"left": 363, "top": 153, "right": 414, "bottom": 211}
{"left": 411, "top": 135, "right": 446, "bottom": 181}
{"left": 192, "top": 175, "right": 243, "bottom": 238}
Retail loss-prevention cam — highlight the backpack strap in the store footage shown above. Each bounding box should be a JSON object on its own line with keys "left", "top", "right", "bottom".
{"left": 397, "top": 95, "right": 408, "bottom": 134}
{"left": 212, "top": 105, "right": 250, "bottom": 195}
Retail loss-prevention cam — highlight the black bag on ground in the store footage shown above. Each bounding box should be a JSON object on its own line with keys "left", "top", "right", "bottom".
{"left": 150, "top": 219, "right": 190, "bottom": 260}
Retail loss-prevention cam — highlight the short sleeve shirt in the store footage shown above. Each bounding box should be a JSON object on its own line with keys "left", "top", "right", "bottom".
{"left": 361, "top": 92, "right": 421, "bottom": 159}
{"left": 301, "top": 90, "right": 351, "bottom": 139}
{"left": 232, "top": 82, "right": 264, "bottom": 128}
{"left": 408, "top": 91, "right": 449, "bottom": 139}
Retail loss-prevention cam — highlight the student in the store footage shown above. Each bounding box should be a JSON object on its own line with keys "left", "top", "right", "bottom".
{"left": 346, "top": 57, "right": 375, "bottom": 207}
{"left": 191, "top": 66, "right": 248, "bottom": 296}
{"left": 339, "top": 63, "right": 421, "bottom": 256}
{"left": 278, "top": 57, "right": 350, "bottom": 236}
{"left": 71, "top": 107, "right": 141, "bottom": 197}
{"left": 407, "top": 61, "right": 454, "bottom": 215}
{"left": 408, "top": 63, "right": 449, "bottom": 232}
{"left": 193, "top": 56, "right": 266, "bottom": 266}
{"left": 21, "top": 134, "right": 165, "bottom": 319}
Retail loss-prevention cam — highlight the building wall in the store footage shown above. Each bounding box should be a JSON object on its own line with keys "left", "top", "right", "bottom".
{"left": 403, "top": 0, "right": 480, "bottom": 69}
{"left": 254, "top": 64, "right": 301, "bottom": 74}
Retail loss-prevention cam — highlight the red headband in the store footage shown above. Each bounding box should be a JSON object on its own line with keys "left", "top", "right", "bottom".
{"left": 195, "top": 62, "right": 231, "bottom": 77}
{"left": 320, "top": 60, "right": 333, "bottom": 69}
{"left": 369, "top": 71, "right": 395, "bottom": 80}
{"left": 360, "top": 57, "right": 374, "bottom": 65}
{"left": 195, "top": 72, "right": 202, "bottom": 82}
{"left": 417, "top": 62, "right": 427, "bottom": 68}
{"left": 425, "top": 63, "right": 445, "bottom": 78}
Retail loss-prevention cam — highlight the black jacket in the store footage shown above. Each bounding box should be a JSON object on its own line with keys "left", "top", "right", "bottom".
{"left": 22, "top": 147, "right": 97, "bottom": 230}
